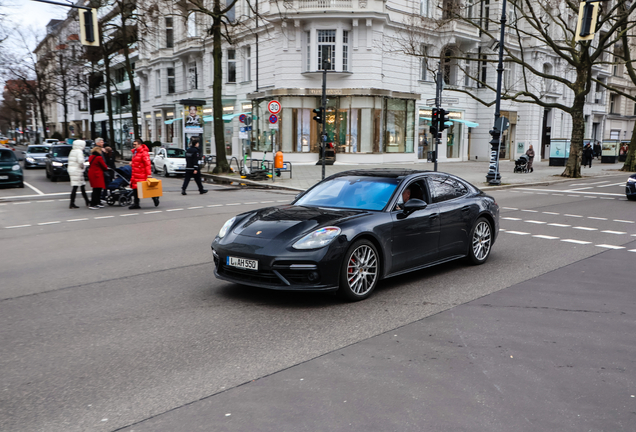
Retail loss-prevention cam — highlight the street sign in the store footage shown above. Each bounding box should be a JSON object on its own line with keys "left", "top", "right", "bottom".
{"left": 269, "top": 114, "right": 278, "bottom": 124}
{"left": 239, "top": 114, "right": 247, "bottom": 123}
{"left": 495, "top": 116, "right": 510, "bottom": 132}
{"left": 268, "top": 100, "right": 281, "bottom": 115}
{"left": 270, "top": 123, "right": 279, "bottom": 130}
{"left": 426, "top": 97, "right": 460, "bottom": 106}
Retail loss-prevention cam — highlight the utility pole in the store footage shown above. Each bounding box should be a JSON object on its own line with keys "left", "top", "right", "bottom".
{"left": 313, "top": 51, "right": 330, "bottom": 180}
{"left": 434, "top": 61, "right": 442, "bottom": 172}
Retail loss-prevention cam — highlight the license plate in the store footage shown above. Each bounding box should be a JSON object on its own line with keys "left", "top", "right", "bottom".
{"left": 227, "top": 256, "right": 258, "bottom": 271}
{"left": 0, "top": 176, "right": 8, "bottom": 180}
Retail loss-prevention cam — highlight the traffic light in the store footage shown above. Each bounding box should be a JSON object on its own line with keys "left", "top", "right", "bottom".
{"left": 313, "top": 107, "right": 324, "bottom": 124}
{"left": 430, "top": 108, "right": 439, "bottom": 136}
{"left": 79, "top": 8, "right": 100, "bottom": 47}
{"left": 575, "top": 1, "right": 600, "bottom": 42}
{"left": 438, "top": 108, "right": 450, "bottom": 133}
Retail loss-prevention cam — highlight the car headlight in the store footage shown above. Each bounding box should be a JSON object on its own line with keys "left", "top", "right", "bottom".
{"left": 26, "top": 157, "right": 35, "bottom": 163}
{"left": 628, "top": 177, "right": 636, "bottom": 183}
{"left": 12, "top": 164, "right": 21, "bottom": 171}
{"left": 52, "top": 161, "right": 63, "bottom": 167}
{"left": 218, "top": 216, "right": 236, "bottom": 239}
{"left": 292, "top": 227, "right": 341, "bottom": 250}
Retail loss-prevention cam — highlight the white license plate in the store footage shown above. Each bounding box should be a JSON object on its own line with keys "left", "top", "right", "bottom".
{"left": 227, "top": 256, "right": 258, "bottom": 271}
{"left": 0, "top": 176, "right": 8, "bottom": 180}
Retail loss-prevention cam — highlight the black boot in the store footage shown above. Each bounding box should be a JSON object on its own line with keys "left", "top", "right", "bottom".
{"left": 70, "top": 203, "right": 79, "bottom": 209}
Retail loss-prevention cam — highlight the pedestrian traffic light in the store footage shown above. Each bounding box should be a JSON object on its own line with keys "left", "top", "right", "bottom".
{"left": 575, "top": 1, "right": 600, "bottom": 42}
{"left": 438, "top": 108, "right": 450, "bottom": 133}
{"left": 313, "top": 107, "right": 323, "bottom": 124}
{"left": 430, "top": 108, "right": 439, "bottom": 135}
{"left": 79, "top": 8, "right": 100, "bottom": 47}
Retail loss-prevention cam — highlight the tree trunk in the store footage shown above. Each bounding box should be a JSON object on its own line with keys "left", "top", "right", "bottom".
{"left": 212, "top": 5, "right": 230, "bottom": 174}
{"left": 38, "top": 93, "right": 48, "bottom": 139}
{"left": 561, "top": 102, "right": 584, "bottom": 178}
{"left": 620, "top": 127, "right": 636, "bottom": 172}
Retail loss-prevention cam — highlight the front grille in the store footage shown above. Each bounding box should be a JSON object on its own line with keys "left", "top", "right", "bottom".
{"left": 219, "top": 264, "right": 284, "bottom": 286}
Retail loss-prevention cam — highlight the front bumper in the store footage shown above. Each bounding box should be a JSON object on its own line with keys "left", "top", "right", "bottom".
{"left": 24, "top": 158, "right": 46, "bottom": 168}
{"left": 212, "top": 238, "right": 345, "bottom": 292}
{"left": 50, "top": 164, "right": 68, "bottom": 176}
{"left": 0, "top": 171, "right": 23, "bottom": 186}
{"left": 626, "top": 181, "right": 636, "bottom": 198}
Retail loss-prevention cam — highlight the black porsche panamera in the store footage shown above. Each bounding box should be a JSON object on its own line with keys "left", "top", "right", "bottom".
{"left": 212, "top": 169, "right": 499, "bottom": 301}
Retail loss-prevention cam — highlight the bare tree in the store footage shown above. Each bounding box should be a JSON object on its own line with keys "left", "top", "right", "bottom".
{"left": 399, "top": 0, "right": 636, "bottom": 178}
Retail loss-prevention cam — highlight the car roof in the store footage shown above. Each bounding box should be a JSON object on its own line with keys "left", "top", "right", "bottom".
{"left": 327, "top": 169, "right": 430, "bottom": 180}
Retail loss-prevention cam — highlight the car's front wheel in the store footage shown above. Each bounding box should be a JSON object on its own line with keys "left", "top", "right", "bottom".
{"left": 163, "top": 166, "right": 170, "bottom": 177}
{"left": 627, "top": 195, "right": 636, "bottom": 202}
{"left": 338, "top": 239, "right": 380, "bottom": 301}
{"left": 468, "top": 217, "right": 492, "bottom": 265}
{"left": 152, "top": 163, "right": 157, "bottom": 174}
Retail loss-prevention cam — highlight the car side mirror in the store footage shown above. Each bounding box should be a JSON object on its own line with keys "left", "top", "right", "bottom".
{"left": 403, "top": 198, "right": 427, "bottom": 214}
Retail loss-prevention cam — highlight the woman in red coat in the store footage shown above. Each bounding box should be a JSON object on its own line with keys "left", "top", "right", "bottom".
{"left": 88, "top": 146, "right": 108, "bottom": 209}
{"left": 129, "top": 139, "right": 159, "bottom": 209}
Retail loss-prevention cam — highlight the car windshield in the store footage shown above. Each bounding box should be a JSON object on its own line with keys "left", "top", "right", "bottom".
{"left": 166, "top": 148, "right": 186, "bottom": 158}
{"left": 0, "top": 150, "right": 17, "bottom": 162}
{"left": 27, "top": 146, "right": 49, "bottom": 153}
{"left": 295, "top": 176, "right": 400, "bottom": 211}
{"left": 51, "top": 146, "right": 71, "bottom": 157}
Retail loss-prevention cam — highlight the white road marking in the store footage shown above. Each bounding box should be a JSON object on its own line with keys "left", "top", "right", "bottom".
{"left": 67, "top": 218, "right": 88, "bottom": 222}
{"left": 533, "top": 235, "right": 559, "bottom": 240}
{"left": 243, "top": 202, "right": 258, "bottom": 204}
{"left": 14, "top": 202, "right": 31, "bottom": 205}
{"left": 584, "top": 196, "right": 597, "bottom": 198}
{"left": 505, "top": 231, "right": 530, "bottom": 235}
{"left": 536, "top": 192, "right": 549, "bottom": 195}
{"left": 502, "top": 217, "right": 521, "bottom": 221}
{"left": 552, "top": 193, "right": 564, "bottom": 196}
{"left": 516, "top": 188, "right": 623, "bottom": 197}
{"left": 597, "top": 182, "right": 624, "bottom": 188}
{"left": 601, "top": 230, "right": 626, "bottom": 235}
{"left": 144, "top": 211, "right": 162, "bottom": 214}
{"left": 521, "top": 209, "right": 538, "bottom": 213}
{"left": 6, "top": 224, "right": 31, "bottom": 229}
{"left": 0, "top": 192, "right": 72, "bottom": 202}
{"left": 629, "top": 249, "right": 636, "bottom": 253}
{"left": 501, "top": 207, "right": 518, "bottom": 210}
{"left": 260, "top": 201, "right": 274, "bottom": 203}
{"left": 564, "top": 214, "right": 583, "bottom": 218}
{"left": 600, "top": 197, "right": 615, "bottom": 200}
{"left": 120, "top": 213, "right": 139, "bottom": 217}
{"left": 573, "top": 226, "right": 597, "bottom": 231}
{"left": 570, "top": 181, "right": 610, "bottom": 186}
{"left": 542, "top": 212, "right": 559, "bottom": 215}
{"left": 566, "top": 195, "right": 580, "bottom": 197}
{"left": 207, "top": 204, "right": 222, "bottom": 207}
{"left": 596, "top": 244, "right": 625, "bottom": 250}
{"left": 94, "top": 216, "right": 114, "bottom": 219}
{"left": 561, "top": 239, "right": 591, "bottom": 244}
{"left": 524, "top": 220, "right": 547, "bottom": 224}
{"left": 38, "top": 221, "right": 60, "bottom": 225}
{"left": 548, "top": 223, "right": 571, "bottom": 227}
{"left": 276, "top": 200, "right": 289, "bottom": 202}
{"left": 568, "top": 187, "right": 593, "bottom": 191}
{"left": 187, "top": 206, "right": 204, "bottom": 209}
{"left": 166, "top": 208, "right": 184, "bottom": 212}
{"left": 37, "top": 200, "right": 55, "bottom": 203}
{"left": 226, "top": 203, "right": 241, "bottom": 206}
{"left": 23, "top": 182, "right": 44, "bottom": 195}
{"left": 613, "top": 220, "right": 634, "bottom": 224}
{"left": 588, "top": 217, "right": 607, "bottom": 220}
{"left": 522, "top": 192, "right": 534, "bottom": 194}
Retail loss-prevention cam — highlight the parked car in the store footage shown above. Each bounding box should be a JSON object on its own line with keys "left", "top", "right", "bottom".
{"left": 152, "top": 147, "right": 187, "bottom": 177}
{"left": 44, "top": 139, "right": 61, "bottom": 144}
{"left": 0, "top": 147, "right": 24, "bottom": 188}
{"left": 626, "top": 173, "right": 636, "bottom": 201}
{"left": 45, "top": 144, "right": 73, "bottom": 181}
{"left": 212, "top": 169, "right": 500, "bottom": 301}
{"left": 23, "top": 144, "right": 51, "bottom": 168}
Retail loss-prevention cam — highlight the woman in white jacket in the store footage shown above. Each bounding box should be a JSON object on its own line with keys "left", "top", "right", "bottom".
{"left": 68, "top": 140, "right": 90, "bottom": 209}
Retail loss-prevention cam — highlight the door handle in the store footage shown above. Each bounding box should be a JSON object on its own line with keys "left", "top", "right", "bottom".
{"left": 429, "top": 214, "right": 439, "bottom": 219}
{"left": 461, "top": 206, "right": 471, "bottom": 213}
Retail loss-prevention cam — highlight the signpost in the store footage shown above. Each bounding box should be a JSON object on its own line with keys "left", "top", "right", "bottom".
{"left": 267, "top": 100, "right": 281, "bottom": 115}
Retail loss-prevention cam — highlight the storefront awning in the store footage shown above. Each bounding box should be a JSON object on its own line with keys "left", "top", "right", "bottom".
{"left": 203, "top": 112, "right": 252, "bottom": 123}
{"left": 164, "top": 118, "right": 182, "bottom": 125}
{"left": 419, "top": 117, "right": 479, "bottom": 128}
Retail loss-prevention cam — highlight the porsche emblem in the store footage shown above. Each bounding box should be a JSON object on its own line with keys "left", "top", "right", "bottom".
{"left": 256, "top": 231, "right": 262, "bottom": 235}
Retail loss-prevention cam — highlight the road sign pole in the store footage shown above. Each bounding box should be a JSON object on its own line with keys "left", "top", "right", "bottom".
{"left": 434, "top": 61, "right": 443, "bottom": 172}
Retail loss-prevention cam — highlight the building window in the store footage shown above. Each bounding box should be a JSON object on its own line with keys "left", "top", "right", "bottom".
{"left": 187, "top": 13, "right": 197, "bottom": 38}
{"left": 243, "top": 46, "right": 251, "bottom": 81}
{"left": 609, "top": 94, "right": 617, "bottom": 114}
{"left": 155, "top": 70, "right": 161, "bottom": 96}
{"left": 478, "top": 54, "right": 487, "bottom": 88}
{"left": 165, "top": 17, "right": 174, "bottom": 48}
{"left": 610, "top": 130, "right": 620, "bottom": 140}
{"left": 466, "top": 0, "right": 474, "bottom": 20}
{"left": 420, "top": 0, "right": 429, "bottom": 17}
{"left": 633, "top": 102, "right": 636, "bottom": 116}
{"left": 420, "top": 45, "right": 428, "bottom": 81}
{"left": 481, "top": 0, "right": 490, "bottom": 31}
{"left": 167, "top": 67, "right": 175, "bottom": 94}
{"left": 343, "top": 31, "right": 349, "bottom": 72}
{"left": 226, "top": 0, "right": 235, "bottom": 22}
{"left": 464, "top": 54, "right": 471, "bottom": 87}
{"left": 318, "top": 30, "right": 336, "bottom": 70}
{"left": 443, "top": 0, "right": 459, "bottom": 19}
{"left": 443, "top": 49, "right": 457, "bottom": 86}
{"left": 115, "top": 68, "right": 126, "bottom": 84}
{"left": 188, "top": 62, "right": 198, "bottom": 89}
{"left": 305, "top": 31, "right": 311, "bottom": 72}
{"left": 227, "top": 49, "right": 236, "bottom": 83}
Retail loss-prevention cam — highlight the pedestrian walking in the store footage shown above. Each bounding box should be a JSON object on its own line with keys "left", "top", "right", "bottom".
{"left": 129, "top": 138, "right": 159, "bottom": 209}
{"left": 181, "top": 137, "right": 208, "bottom": 195}
{"left": 583, "top": 143, "right": 594, "bottom": 168}
{"left": 68, "top": 139, "right": 90, "bottom": 209}
{"left": 87, "top": 146, "right": 108, "bottom": 209}
{"left": 525, "top": 144, "right": 535, "bottom": 173}
{"left": 594, "top": 141, "right": 602, "bottom": 160}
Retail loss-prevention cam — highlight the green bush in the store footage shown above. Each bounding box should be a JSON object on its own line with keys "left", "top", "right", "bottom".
{"left": 143, "top": 140, "right": 152, "bottom": 146}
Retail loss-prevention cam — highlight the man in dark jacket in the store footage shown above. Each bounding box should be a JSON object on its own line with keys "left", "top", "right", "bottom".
{"left": 181, "top": 137, "right": 208, "bottom": 195}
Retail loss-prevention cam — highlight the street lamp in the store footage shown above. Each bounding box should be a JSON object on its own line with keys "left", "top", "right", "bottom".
{"left": 485, "top": 0, "right": 508, "bottom": 186}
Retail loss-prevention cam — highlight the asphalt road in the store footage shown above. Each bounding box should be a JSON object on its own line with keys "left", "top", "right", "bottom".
{"left": 0, "top": 172, "right": 634, "bottom": 431}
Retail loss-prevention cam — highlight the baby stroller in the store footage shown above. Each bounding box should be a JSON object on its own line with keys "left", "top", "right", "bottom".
{"left": 105, "top": 166, "right": 135, "bottom": 206}
{"left": 514, "top": 154, "right": 529, "bottom": 173}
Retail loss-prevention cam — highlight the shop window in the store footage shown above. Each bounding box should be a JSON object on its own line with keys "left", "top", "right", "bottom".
{"left": 292, "top": 108, "right": 314, "bottom": 153}
{"left": 446, "top": 122, "right": 460, "bottom": 158}
{"left": 385, "top": 99, "right": 407, "bottom": 153}
{"left": 418, "top": 111, "right": 431, "bottom": 159}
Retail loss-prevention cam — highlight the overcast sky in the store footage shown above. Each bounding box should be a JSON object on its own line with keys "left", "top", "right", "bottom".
{"left": 3, "top": 0, "right": 68, "bottom": 50}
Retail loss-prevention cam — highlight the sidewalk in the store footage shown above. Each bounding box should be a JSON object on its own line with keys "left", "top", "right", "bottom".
{"left": 203, "top": 158, "right": 623, "bottom": 192}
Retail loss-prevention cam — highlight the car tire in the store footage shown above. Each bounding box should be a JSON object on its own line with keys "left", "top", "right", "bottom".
{"left": 627, "top": 195, "right": 636, "bottom": 201}
{"left": 45, "top": 168, "right": 50, "bottom": 179}
{"left": 468, "top": 217, "right": 493, "bottom": 265}
{"left": 163, "top": 166, "right": 170, "bottom": 177}
{"left": 338, "top": 239, "right": 380, "bottom": 302}
{"left": 18, "top": 182, "right": 24, "bottom": 188}
{"left": 152, "top": 163, "right": 158, "bottom": 174}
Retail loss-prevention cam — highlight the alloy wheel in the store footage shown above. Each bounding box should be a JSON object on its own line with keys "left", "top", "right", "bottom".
{"left": 346, "top": 244, "right": 378, "bottom": 296}
{"left": 472, "top": 220, "right": 492, "bottom": 262}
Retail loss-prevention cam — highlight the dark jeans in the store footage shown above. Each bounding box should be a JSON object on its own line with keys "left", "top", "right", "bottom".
{"left": 70, "top": 185, "right": 89, "bottom": 206}
{"left": 182, "top": 169, "right": 204, "bottom": 192}
{"left": 90, "top": 188, "right": 102, "bottom": 206}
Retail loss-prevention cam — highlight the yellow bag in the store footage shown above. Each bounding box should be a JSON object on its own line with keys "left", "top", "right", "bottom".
{"left": 137, "top": 178, "right": 163, "bottom": 198}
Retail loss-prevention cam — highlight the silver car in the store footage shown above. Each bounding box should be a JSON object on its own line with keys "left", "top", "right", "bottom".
{"left": 23, "top": 144, "right": 51, "bottom": 169}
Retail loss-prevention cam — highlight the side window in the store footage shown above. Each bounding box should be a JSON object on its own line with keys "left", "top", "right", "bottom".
{"left": 428, "top": 175, "right": 466, "bottom": 203}
{"left": 394, "top": 179, "right": 429, "bottom": 210}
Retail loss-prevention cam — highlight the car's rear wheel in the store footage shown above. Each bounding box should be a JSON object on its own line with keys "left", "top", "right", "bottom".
{"left": 338, "top": 239, "right": 380, "bottom": 301}
{"left": 468, "top": 217, "right": 492, "bottom": 265}
{"left": 163, "top": 166, "right": 170, "bottom": 177}
{"left": 152, "top": 163, "right": 157, "bottom": 174}
{"left": 627, "top": 195, "right": 636, "bottom": 201}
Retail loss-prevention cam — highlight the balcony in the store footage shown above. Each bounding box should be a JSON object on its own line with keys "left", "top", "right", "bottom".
{"left": 274, "top": 0, "right": 383, "bottom": 13}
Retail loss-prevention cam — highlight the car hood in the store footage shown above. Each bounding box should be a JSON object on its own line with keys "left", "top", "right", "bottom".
{"left": 26, "top": 153, "right": 48, "bottom": 157}
{"left": 232, "top": 205, "right": 365, "bottom": 240}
